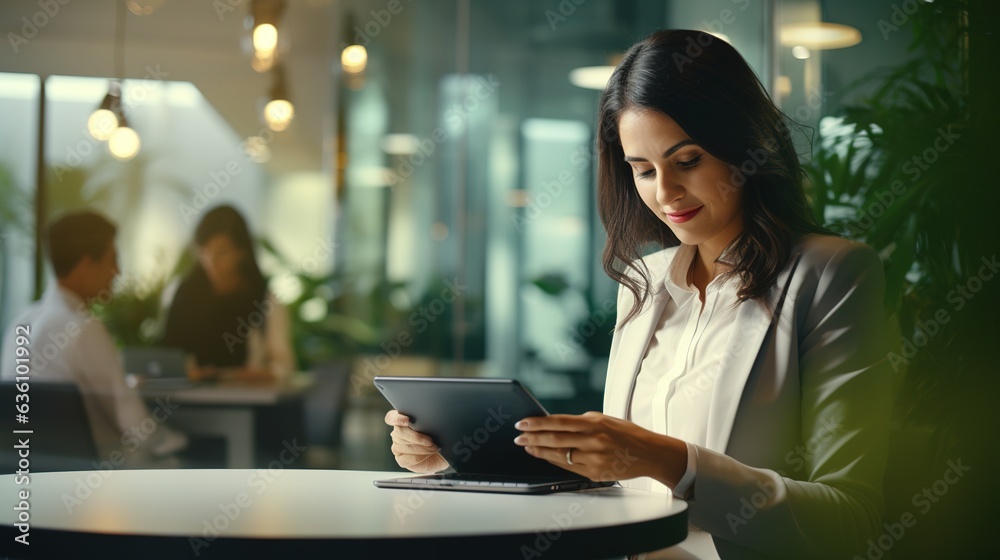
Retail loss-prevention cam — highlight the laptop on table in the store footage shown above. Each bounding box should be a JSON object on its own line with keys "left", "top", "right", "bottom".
{"left": 123, "top": 347, "right": 198, "bottom": 389}
{"left": 373, "top": 376, "right": 617, "bottom": 495}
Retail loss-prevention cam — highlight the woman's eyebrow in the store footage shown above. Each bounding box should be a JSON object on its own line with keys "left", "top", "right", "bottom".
{"left": 623, "top": 139, "right": 695, "bottom": 162}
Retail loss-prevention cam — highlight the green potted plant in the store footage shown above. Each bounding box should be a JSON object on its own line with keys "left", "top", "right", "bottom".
{"left": 258, "top": 239, "right": 379, "bottom": 370}
{"left": 801, "top": 1, "right": 993, "bottom": 555}
{"left": 803, "top": 0, "right": 969, "bottom": 446}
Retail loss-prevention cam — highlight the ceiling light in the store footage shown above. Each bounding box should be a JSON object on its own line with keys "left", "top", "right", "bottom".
{"left": 380, "top": 133, "right": 419, "bottom": 155}
{"left": 106, "top": 95, "right": 140, "bottom": 161}
{"left": 350, "top": 166, "right": 397, "bottom": 188}
{"left": 263, "top": 65, "right": 294, "bottom": 131}
{"left": 253, "top": 23, "right": 278, "bottom": 57}
{"left": 245, "top": 0, "right": 286, "bottom": 70}
{"left": 569, "top": 66, "right": 615, "bottom": 90}
{"left": 88, "top": 81, "right": 141, "bottom": 161}
{"left": 87, "top": 81, "right": 122, "bottom": 141}
{"left": 87, "top": 4, "right": 141, "bottom": 160}
{"left": 341, "top": 45, "right": 368, "bottom": 74}
{"left": 109, "top": 126, "right": 141, "bottom": 161}
{"left": 264, "top": 99, "right": 294, "bottom": 131}
{"left": 87, "top": 109, "right": 118, "bottom": 140}
{"left": 780, "top": 23, "right": 862, "bottom": 50}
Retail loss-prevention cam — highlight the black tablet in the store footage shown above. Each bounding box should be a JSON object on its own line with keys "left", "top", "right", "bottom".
{"left": 374, "top": 376, "right": 582, "bottom": 479}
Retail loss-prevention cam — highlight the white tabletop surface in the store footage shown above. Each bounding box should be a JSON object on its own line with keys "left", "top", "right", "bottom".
{"left": 0, "top": 469, "right": 687, "bottom": 558}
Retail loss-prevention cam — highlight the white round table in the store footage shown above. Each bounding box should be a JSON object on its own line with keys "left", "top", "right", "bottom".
{"left": 0, "top": 469, "right": 688, "bottom": 559}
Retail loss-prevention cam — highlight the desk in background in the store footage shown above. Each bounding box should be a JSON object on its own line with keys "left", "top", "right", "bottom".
{"left": 0, "top": 469, "right": 687, "bottom": 559}
{"left": 140, "top": 374, "right": 315, "bottom": 468}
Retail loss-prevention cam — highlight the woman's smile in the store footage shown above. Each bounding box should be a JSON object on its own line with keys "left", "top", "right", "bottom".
{"left": 665, "top": 205, "right": 703, "bottom": 223}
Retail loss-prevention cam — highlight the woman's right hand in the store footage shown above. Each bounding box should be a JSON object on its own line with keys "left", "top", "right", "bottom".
{"left": 384, "top": 409, "right": 450, "bottom": 473}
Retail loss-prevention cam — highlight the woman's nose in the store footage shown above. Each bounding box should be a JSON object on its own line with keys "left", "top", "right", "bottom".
{"left": 655, "top": 176, "right": 684, "bottom": 206}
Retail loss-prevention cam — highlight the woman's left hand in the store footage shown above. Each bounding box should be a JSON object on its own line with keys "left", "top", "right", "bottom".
{"left": 513, "top": 411, "right": 687, "bottom": 485}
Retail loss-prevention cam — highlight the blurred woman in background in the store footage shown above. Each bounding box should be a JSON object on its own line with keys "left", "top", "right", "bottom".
{"left": 163, "top": 205, "right": 294, "bottom": 382}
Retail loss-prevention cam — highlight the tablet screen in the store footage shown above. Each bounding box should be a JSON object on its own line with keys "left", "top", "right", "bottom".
{"left": 374, "top": 377, "right": 581, "bottom": 478}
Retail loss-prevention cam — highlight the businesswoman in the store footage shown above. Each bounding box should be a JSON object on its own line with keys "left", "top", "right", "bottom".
{"left": 162, "top": 205, "right": 294, "bottom": 381}
{"left": 385, "top": 30, "right": 895, "bottom": 559}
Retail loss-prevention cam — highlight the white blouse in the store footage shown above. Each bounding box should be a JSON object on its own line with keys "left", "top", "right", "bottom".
{"left": 627, "top": 242, "right": 741, "bottom": 500}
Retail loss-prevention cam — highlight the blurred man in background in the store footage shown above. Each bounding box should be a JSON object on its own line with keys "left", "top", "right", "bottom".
{"left": 1, "top": 210, "right": 188, "bottom": 467}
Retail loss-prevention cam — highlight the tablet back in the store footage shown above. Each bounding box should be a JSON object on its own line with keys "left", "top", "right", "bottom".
{"left": 374, "top": 377, "right": 581, "bottom": 479}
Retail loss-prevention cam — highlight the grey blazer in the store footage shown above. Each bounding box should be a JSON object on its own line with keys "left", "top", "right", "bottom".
{"left": 604, "top": 233, "right": 896, "bottom": 559}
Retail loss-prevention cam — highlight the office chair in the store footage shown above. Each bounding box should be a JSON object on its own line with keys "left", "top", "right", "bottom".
{"left": 0, "top": 381, "right": 99, "bottom": 473}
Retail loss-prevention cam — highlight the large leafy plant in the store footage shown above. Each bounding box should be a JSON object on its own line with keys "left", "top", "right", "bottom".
{"left": 802, "top": 0, "right": 973, "bottom": 456}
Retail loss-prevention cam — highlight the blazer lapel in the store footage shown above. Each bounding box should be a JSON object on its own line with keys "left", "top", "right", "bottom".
{"left": 606, "top": 293, "right": 670, "bottom": 420}
{"left": 604, "top": 248, "right": 679, "bottom": 419}
{"left": 705, "top": 252, "right": 802, "bottom": 452}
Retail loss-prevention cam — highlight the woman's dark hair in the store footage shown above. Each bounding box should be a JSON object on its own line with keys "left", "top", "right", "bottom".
{"left": 192, "top": 205, "right": 267, "bottom": 299}
{"left": 597, "top": 29, "right": 834, "bottom": 324}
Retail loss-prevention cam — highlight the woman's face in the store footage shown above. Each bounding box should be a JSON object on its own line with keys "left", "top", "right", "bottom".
{"left": 198, "top": 234, "right": 244, "bottom": 290}
{"left": 617, "top": 108, "right": 744, "bottom": 251}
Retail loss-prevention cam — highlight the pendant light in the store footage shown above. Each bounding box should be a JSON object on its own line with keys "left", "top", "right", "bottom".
{"left": 245, "top": 0, "right": 286, "bottom": 73}
{"left": 263, "top": 64, "right": 294, "bottom": 132}
{"left": 86, "top": 0, "right": 141, "bottom": 161}
{"left": 87, "top": 80, "right": 122, "bottom": 141}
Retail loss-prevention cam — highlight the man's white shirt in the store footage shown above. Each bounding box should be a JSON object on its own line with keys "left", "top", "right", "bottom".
{"left": 1, "top": 285, "right": 187, "bottom": 466}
